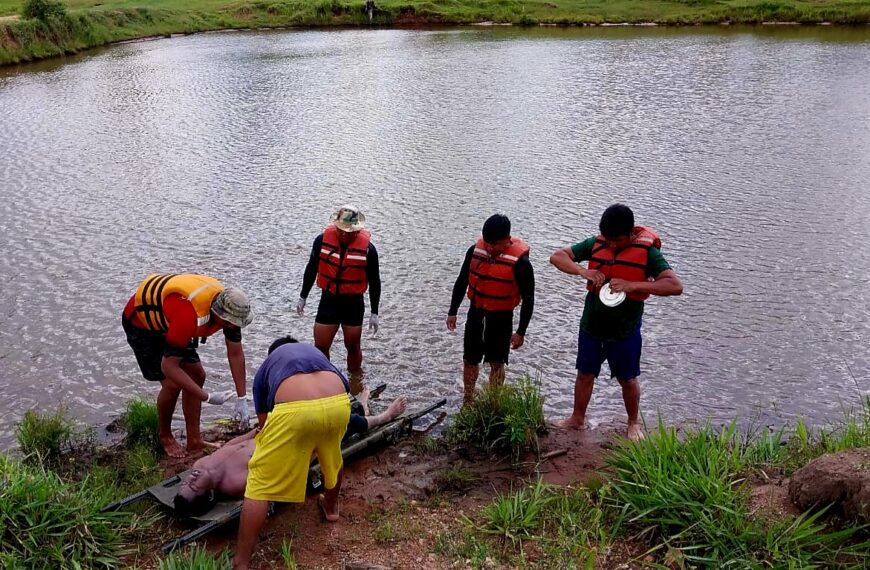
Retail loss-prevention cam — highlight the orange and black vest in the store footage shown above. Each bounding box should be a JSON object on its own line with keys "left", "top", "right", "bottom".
{"left": 467, "top": 237, "right": 530, "bottom": 312}
{"left": 586, "top": 226, "right": 661, "bottom": 301}
{"left": 316, "top": 225, "right": 371, "bottom": 295}
{"left": 132, "top": 273, "right": 224, "bottom": 337}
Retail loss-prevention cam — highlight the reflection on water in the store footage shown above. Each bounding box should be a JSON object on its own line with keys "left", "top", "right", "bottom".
{"left": 1, "top": 26, "right": 869, "bottom": 448}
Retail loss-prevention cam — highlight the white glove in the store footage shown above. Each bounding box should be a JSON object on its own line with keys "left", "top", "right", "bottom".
{"left": 295, "top": 297, "right": 306, "bottom": 316}
{"left": 205, "top": 389, "right": 235, "bottom": 405}
{"left": 369, "top": 314, "right": 379, "bottom": 334}
{"left": 234, "top": 396, "right": 251, "bottom": 430}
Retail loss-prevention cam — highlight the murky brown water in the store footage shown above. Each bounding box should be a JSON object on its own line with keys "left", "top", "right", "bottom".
{"left": 1, "top": 26, "right": 869, "bottom": 448}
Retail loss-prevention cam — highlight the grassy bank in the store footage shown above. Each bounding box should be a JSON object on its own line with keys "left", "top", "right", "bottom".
{"left": 3, "top": 393, "right": 869, "bottom": 568}
{"left": 2, "top": 0, "right": 870, "bottom": 65}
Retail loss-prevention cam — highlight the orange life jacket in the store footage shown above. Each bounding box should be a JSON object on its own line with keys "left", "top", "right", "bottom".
{"left": 586, "top": 226, "right": 661, "bottom": 301}
{"left": 316, "top": 225, "right": 371, "bottom": 295}
{"left": 132, "top": 273, "right": 224, "bottom": 337}
{"left": 467, "top": 237, "right": 530, "bottom": 311}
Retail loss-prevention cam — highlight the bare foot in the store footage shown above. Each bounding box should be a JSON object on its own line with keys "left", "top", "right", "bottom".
{"left": 160, "top": 435, "right": 187, "bottom": 458}
{"left": 551, "top": 416, "right": 588, "bottom": 430}
{"left": 627, "top": 423, "right": 645, "bottom": 441}
{"left": 317, "top": 494, "right": 340, "bottom": 522}
{"left": 384, "top": 396, "right": 408, "bottom": 421}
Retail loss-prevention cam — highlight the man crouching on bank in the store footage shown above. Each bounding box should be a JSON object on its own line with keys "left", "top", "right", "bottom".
{"left": 233, "top": 336, "right": 350, "bottom": 570}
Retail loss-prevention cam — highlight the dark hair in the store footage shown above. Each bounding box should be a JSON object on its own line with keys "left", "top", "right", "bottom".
{"left": 482, "top": 214, "right": 511, "bottom": 243}
{"left": 173, "top": 491, "right": 216, "bottom": 518}
{"left": 268, "top": 335, "right": 299, "bottom": 355}
{"left": 599, "top": 204, "right": 634, "bottom": 239}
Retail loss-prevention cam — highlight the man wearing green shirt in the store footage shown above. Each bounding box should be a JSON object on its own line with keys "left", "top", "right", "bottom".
{"left": 550, "top": 204, "right": 683, "bottom": 441}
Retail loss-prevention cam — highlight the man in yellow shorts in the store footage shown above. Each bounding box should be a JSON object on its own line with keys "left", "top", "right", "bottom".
{"left": 233, "top": 336, "right": 351, "bottom": 570}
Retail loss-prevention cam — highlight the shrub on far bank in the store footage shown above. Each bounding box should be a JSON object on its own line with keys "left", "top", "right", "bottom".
{"left": 119, "top": 397, "right": 161, "bottom": 452}
{"left": 15, "top": 406, "right": 93, "bottom": 467}
{"left": 0, "top": 454, "right": 136, "bottom": 569}
{"left": 448, "top": 375, "right": 546, "bottom": 461}
{"left": 21, "top": 0, "right": 66, "bottom": 21}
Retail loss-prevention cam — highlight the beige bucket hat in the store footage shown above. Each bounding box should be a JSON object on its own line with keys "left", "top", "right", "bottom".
{"left": 211, "top": 287, "right": 253, "bottom": 328}
{"left": 331, "top": 205, "right": 366, "bottom": 232}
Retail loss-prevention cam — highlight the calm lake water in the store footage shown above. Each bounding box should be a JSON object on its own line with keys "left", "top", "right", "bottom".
{"left": 1, "top": 26, "right": 869, "bottom": 448}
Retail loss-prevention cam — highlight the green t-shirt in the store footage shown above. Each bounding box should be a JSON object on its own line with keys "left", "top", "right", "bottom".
{"left": 570, "top": 236, "right": 672, "bottom": 341}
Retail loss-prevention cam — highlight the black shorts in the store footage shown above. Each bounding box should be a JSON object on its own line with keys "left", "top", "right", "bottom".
{"left": 315, "top": 292, "right": 365, "bottom": 327}
{"left": 463, "top": 305, "right": 514, "bottom": 365}
{"left": 122, "top": 314, "right": 200, "bottom": 381}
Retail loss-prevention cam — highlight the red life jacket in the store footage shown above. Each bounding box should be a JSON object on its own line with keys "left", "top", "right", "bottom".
{"left": 467, "top": 237, "right": 530, "bottom": 311}
{"left": 316, "top": 225, "right": 371, "bottom": 295}
{"left": 586, "top": 226, "right": 661, "bottom": 301}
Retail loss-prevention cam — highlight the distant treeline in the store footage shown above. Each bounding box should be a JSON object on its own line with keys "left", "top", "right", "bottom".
{"left": 2, "top": 0, "right": 870, "bottom": 65}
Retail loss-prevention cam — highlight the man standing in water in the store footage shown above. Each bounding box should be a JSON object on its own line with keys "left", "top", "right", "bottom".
{"left": 447, "top": 214, "right": 535, "bottom": 404}
{"left": 550, "top": 204, "right": 683, "bottom": 441}
{"left": 233, "top": 336, "right": 354, "bottom": 570}
{"left": 122, "top": 274, "right": 253, "bottom": 457}
{"left": 296, "top": 205, "right": 381, "bottom": 377}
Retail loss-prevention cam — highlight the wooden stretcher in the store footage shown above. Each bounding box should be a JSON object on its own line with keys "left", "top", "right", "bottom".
{"left": 101, "top": 396, "right": 447, "bottom": 554}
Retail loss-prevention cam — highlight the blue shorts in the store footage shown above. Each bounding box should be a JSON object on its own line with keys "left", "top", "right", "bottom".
{"left": 575, "top": 321, "right": 642, "bottom": 382}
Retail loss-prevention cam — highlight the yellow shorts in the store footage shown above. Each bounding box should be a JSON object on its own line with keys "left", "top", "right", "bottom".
{"left": 245, "top": 394, "right": 350, "bottom": 503}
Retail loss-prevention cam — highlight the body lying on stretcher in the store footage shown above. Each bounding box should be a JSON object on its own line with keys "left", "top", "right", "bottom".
{"left": 174, "top": 387, "right": 407, "bottom": 517}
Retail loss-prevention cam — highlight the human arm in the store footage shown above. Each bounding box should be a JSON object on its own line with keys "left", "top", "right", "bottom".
{"left": 367, "top": 243, "right": 381, "bottom": 315}
{"left": 447, "top": 246, "right": 474, "bottom": 330}
{"left": 610, "top": 269, "right": 683, "bottom": 297}
{"left": 512, "top": 255, "right": 535, "bottom": 348}
{"left": 550, "top": 238, "right": 605, "bottom": 287}
{"left": 549, "top": 240, "right": 605, "bottom": 288}
{"left": 299, "top": 235, "right": 323, "bottom": 300}
{"left": 161, "top": 356, "right": 209, "bottom": 401}
{"left": 224, "top": 330, "right": 246, "bottom": 398}
{"left": 609, "top": 247, "right": 683, "bottom": 297}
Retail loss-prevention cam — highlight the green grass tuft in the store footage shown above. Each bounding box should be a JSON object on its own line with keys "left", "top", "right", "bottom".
{"left": 15, "top": 406, "right": 93, "bottom": 467}
{"left": 605, "top": 417, "right": 869, "bottom": 567}
{"left": 0, "top": 453, "right": 137, "bottom": 569}
{"left": 119, "top": 397, "right": 161, "bottom": 452}
{"left": 448, "top": 375, "right": 546, "bottom": 461}
{"left": 158, "top": 544, "right": 232, "bottom": 570}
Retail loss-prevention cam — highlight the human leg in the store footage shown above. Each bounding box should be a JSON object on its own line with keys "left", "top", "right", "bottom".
{"left": 483, "top": 310, "right": 512, "bottom": 388}
{"left": 180, "top": 360, "right": 211, "bottom": 453}
{"left": 556, "top": 372, "right": 596, "bottom": 429}
{"left": 463, "top": 363, "right": 480, "bottom": 404}
{"left": 313, "top": 293, "right": 341, "bottom": 359}
{"left": 319, "top": 469, "right": 343, "bottom": 522}
{"left": 363, "top": 396, "right": 407, "bottom": 430}
{"left": 313, "top": 323, "right": 340, "bottom": 359}
{"left": 124, "top": 316, "right": 184, "bottom": 456}
{"left": 156, "top": 383, "right": 184, "bottom": 457}
{"left": 607, "top": 322, "right": 644, "bottom": 440}
{"left": 619, "top": 378, "right": 644, "bottom": 441}
{"left": 462, "top": 307, "right": 485, "bottom": 403}
{"left": 232, "top": 497, "right": 269, "bottom": 570}
{"left": 556, "top": 328, "right": 605, "bottom": 429}
{"left": 313, "top": 393, "right": 351, "bottom": 521}
{"left": 488, "top": 363, "right": 505, "bottom": 387}
{"left": 341, "top": 325, "right": 363, "bottom": 373}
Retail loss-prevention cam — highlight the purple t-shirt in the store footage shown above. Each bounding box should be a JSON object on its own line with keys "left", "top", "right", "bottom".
{"left": 252, "top": 343, "right": 349, "bottom": 414}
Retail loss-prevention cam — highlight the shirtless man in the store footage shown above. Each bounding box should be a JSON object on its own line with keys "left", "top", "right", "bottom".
{"left": 173, "top": 388, "right": 407, "bottom": 517}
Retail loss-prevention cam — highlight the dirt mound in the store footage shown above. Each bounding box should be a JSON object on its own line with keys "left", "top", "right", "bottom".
{"left": 788, "top": 447, "right": 870, "bottom": 523}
